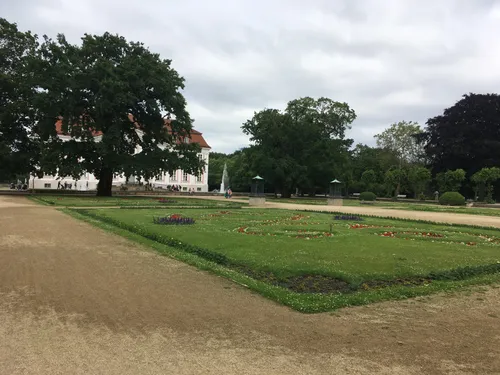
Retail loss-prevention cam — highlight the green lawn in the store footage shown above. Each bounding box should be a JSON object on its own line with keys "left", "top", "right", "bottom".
{"left": 30, "top": 195, "right": 243, "bottom": 208}
{"left": 267, "top": 197, "right": 500, "bottom": 217}
{"left": 71, "top": 207, "right": 500, "bottom": 312}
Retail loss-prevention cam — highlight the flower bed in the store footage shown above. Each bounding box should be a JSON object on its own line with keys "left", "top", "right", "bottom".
{"left": 350, "top": 223, "right": 379, "bottom": 229}
{"left": 153, "top": 214, "right": 195, "bottom": 225}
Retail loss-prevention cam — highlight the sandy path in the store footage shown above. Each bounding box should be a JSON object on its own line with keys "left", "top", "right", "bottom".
{"left": 265, "top": 202, "right": 500, "bottom": 227}
{"left": 1, "top": 196, "right": 500, "bottom": 374}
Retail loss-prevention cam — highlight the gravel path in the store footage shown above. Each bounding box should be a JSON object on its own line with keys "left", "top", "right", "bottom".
{"left": 1, "top": 196, "right": 500, "bottom": 374}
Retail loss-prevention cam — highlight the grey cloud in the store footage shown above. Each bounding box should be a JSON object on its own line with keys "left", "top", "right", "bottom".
{"left": 2, "top": 0, "right": 499, "bottom": 153}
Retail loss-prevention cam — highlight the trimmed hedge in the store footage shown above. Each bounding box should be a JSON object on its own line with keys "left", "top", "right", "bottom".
{"left": 439, "top": 192, "right": 465, "bottom": 206}
{"left": 359, "top": 191, "right": 377, "bottom": 201}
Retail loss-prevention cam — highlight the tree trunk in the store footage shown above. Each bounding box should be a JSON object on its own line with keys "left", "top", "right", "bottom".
{"left": 96, "top": 168, "right": 113, "bottom": 196}
{"left": 395, "top": 182, "right": 400, "bottom": 199}
{"left": 282, "top": 187, "right": 292, "bottom": 199}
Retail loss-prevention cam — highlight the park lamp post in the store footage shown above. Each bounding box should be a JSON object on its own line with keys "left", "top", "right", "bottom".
{"left": 249, "top": 175, "right": 266, "bottom": 206}
{"left": 327, "top": 179, "right": 343, "bottom": 206}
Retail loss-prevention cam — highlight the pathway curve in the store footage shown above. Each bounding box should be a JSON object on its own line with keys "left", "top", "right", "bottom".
{"left": 1, "top": 196, "right": 500, "bottom": 374}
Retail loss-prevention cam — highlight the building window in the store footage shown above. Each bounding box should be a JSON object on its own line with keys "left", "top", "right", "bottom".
{"left": 184, "top": 136, "right": 190, "bottom": 144}
{"left": 197, "top": 187, "right": 202, "bottom": 192}
{"left": 183, "top": 172, "right": 188, "bottom": 182}
{"left": 197, "top": 174, "right": 203, "bottom": 183}
{"left": 170, "top": 173, "right": 177, "bottom": 182}
{"left": 182, "top": 187, "right": 187, "bottom": 191}
{"left": 44, "top": 183, "right": 51, "bottom": 188}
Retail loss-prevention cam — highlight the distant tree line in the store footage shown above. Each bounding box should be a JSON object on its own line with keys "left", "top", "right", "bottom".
{"left": 210, "top": 93, "right": 500, "bottom": 202}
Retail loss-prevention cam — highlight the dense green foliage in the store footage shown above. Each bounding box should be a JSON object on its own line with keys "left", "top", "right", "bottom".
{"left": 408, "top": 166, "right": 431, "bottom": 198}
{"left": 421, "top": 94, "right": 500, "bottom": 200}
{"left": 34, "top": 32, "right": 203, "bottom": 196}
{"left": 207, "top": 150, "right": 254, "bottom": 192}
{"left": 0, "top": 18, "right": 38, "bottom": 181}
{"left": 436, "top": 169, "right": 466, "bottom": 193}
{"left": 439, "top": 192, "right": 466, "bottom": 206}
{"left": 359, "top": 192, "right": 377, "bottom": 201}
{"left": 422, "top": 93, "right": 500, "bottom": 176}
{"left": 241, "top": 97, "right": 355, "bottom": 197}
{"left": 471, "top": 167, "right": 500, "bottom": 203}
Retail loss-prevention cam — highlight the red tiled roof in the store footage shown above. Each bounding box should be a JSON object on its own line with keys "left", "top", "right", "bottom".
{"left": 55, "top": 117, "right": 210, "bottom": 149}
{"left": 55, "top": 119, "right": 103, "bottom": 137}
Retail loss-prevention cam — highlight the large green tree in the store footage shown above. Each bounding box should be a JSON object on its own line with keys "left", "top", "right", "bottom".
{"left": 436, "top": 169, "right": 466, "bottom": 193}
{"left": 350, "top": 144, "right": 399, "bottom": 195}
{"left": 34, "top": 32, "right": 203, "bottom": 196}
{"left": 375, "top": 121, "right": 424, "bottom": 196}
{"left": 471, "top": 167, "right": 500, "bottom": 202}
{"left": 0, "top": 18, "right": 38, "bottom": 181}
{"left": 408, "top": 166, "right": 431, "bottom": 198}
{"left": 242, "top": 97, "right": 356, "bottom": 197}
{"left": 227, "top": 148, "right": 256, "bottom": 192}
{"left": 422, "top": 93, "right": 500, "bottom": 175}
{"left": 207, "top": 152, "right": 228, "bottom": 191}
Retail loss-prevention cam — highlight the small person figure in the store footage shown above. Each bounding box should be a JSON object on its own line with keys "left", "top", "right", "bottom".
{"left": 227, "top": 188, "right": 232, "bottom": 198}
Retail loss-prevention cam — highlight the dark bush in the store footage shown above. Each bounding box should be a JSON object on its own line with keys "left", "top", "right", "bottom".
{"left": 153, "top": 215, "right": 195, "bottom": 225}
{"left": 439, "top": 192, "right": 465, "bottom": 206}
{"left": 359, "top": 191, "right": 377, "bottom": 201}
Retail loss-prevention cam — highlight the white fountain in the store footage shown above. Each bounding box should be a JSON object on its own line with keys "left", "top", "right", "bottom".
{"left": 219, "top": 162, "right": 228, "bottom": 194}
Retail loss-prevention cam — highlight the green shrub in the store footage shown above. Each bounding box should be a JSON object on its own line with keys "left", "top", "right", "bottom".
{"left": 439, "top": 192, "right": 465, "bottom": 206}
{"left": 359, "top": 192, "right": 377, "bottom": 201}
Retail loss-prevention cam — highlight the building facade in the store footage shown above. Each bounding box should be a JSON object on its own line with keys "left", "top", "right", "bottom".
{"left": 30, "top": 122, "right": 211, "bottom": 192}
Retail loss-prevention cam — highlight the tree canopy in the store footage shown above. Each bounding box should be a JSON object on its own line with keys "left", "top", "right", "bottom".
{"left": 471, "top": 167, "right": 500, "bottom": 202}
{"left": 0, "top": 18, "right": 38, "bottom": 181}
{"left": 374, "top": 121, "right": 424, "bottom": 196}
{"left": 422, "top": 93, "right": 500, "bottom": 175}
{"left": 241, "top": 97, "right": 355, "bottom": 197}
{"left": 33, "top": 31, "right": 203, "bottom": 195}
{"left": 375, "top": 120, "right": 424, "bottom": 165}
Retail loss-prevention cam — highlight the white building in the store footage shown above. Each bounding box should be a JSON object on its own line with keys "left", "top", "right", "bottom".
{"left": 30, "top": 119, "right": 211, "bottom": 192}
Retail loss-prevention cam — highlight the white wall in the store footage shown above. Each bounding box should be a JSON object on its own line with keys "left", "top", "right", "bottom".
{"left": 31, "top": 147, "right": 210, "bottom": 192}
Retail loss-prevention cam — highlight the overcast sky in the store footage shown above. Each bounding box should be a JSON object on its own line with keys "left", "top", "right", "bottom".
{"left": 2, "top": 0, "right": 500, "bottom": 152}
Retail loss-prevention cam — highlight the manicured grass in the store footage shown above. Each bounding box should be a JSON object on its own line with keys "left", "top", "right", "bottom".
{"left": 267, "top": 197, "right": 500, "bottom": 217}
{"left": 71, "top": 207, "right": 500, "bottom": 312}
{"left": 29, "top": 195, "right": 243, "bottom": 208}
